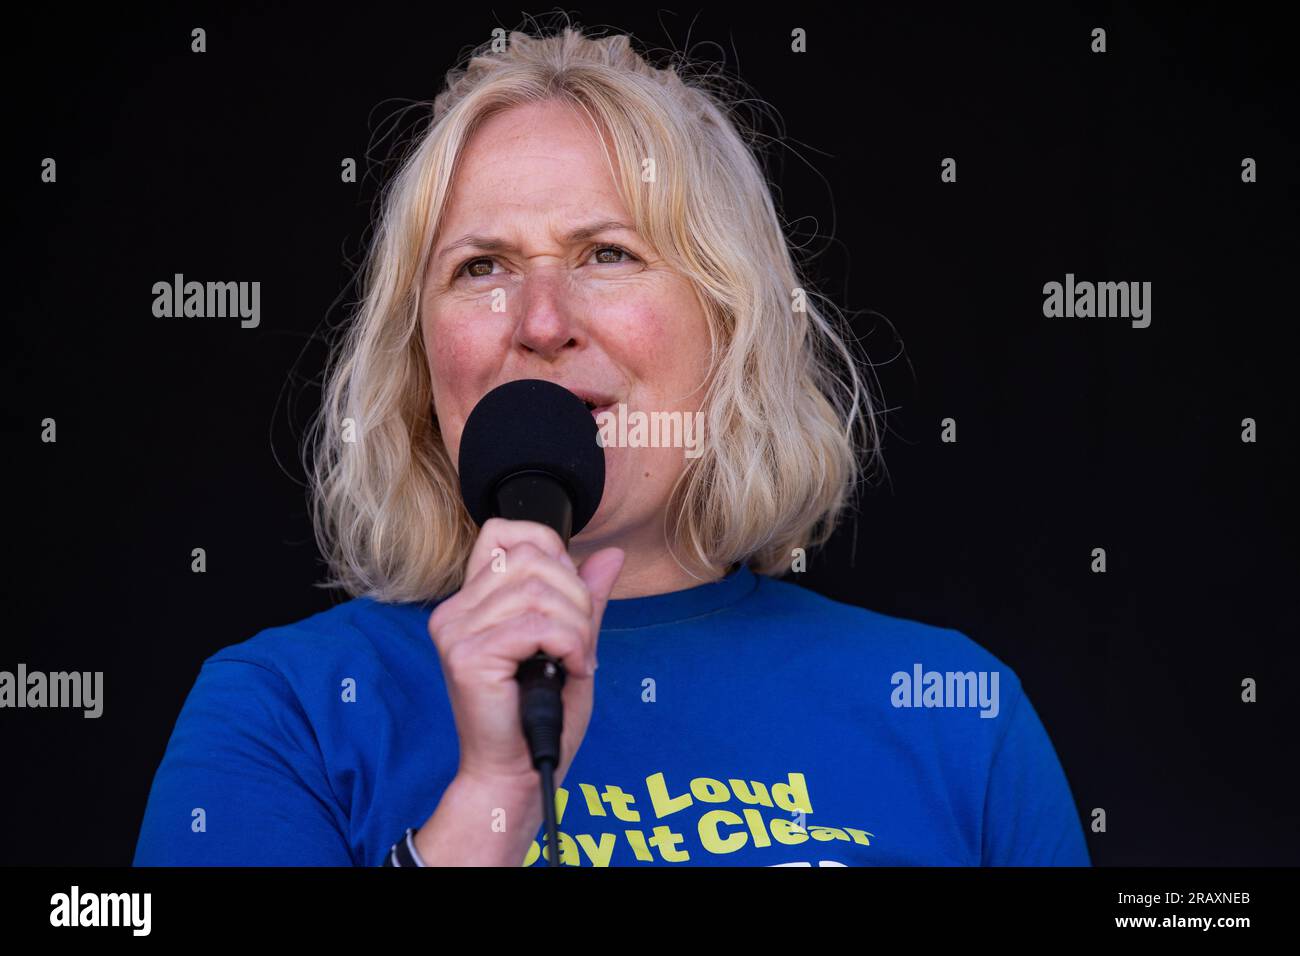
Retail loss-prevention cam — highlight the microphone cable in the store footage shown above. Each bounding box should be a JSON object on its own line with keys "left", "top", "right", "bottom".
{"left": 517, "top": 651, "right": 566, "bottom": 867}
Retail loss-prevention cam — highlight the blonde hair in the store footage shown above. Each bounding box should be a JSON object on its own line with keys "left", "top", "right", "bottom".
{"left": 307, "top": 18, "right": 886, "bottom": 603}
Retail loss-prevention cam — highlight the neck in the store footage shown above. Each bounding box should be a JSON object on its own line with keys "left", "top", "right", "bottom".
{"left": 570, "top": 529, "right": 726, "bottom": 600}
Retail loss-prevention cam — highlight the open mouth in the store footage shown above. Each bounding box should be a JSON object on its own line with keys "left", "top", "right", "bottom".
{"left": 574, "top": 393, "right": 615, "bottom": 416}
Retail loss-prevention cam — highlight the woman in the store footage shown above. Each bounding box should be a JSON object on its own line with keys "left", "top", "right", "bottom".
{"left": 133, "top": 25, "right": 1090, "bottom": 867}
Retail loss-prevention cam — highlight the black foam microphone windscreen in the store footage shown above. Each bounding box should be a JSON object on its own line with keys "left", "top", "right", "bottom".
{"left": 456, "top": 378, "right": 606, "bottom": 538}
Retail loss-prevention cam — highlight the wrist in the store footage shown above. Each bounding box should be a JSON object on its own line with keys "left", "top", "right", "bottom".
{"left": 412, "top": 771, "right": 544, "bottom": 866}
{"left": 457, "top": 767, "right": 544, "bottom": 805}
{"left": 381, "top": 827, "right": 426, "bottom": 867}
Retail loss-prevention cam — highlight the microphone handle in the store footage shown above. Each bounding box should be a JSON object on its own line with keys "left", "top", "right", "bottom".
{"left": 516, "top": 653, "right": 565, "bottom": 767}
{"left": 493, "top": 471, "right": 575, "bottom": 770}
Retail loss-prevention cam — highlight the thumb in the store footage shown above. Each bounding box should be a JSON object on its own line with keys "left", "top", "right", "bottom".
{"left": 577, "top": 547, "right": 626, "bottom": 627}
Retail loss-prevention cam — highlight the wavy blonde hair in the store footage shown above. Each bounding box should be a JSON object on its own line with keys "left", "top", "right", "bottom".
{"left": 307, "top": 19, "right": 886, "bottom": 603}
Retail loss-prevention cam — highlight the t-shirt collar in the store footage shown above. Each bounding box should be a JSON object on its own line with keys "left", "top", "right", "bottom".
{"left": 599, "top": 563, "right": 758, "bottom": 630}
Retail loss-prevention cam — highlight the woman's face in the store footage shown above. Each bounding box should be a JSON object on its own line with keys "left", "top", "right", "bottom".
{"left": 420, "top": 99, "right": 711, "bottom": 557}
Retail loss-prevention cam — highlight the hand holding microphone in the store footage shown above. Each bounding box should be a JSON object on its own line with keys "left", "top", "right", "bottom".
{"left": 413, "top": 379, "right": 623, "bottom": 866}
{"left": 427, "top": 518, "right": 623, "bottom": 794}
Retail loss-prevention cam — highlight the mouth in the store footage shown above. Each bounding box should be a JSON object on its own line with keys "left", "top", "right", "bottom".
{"left": 572, "top": 390, "right": 617, "bottom": 418}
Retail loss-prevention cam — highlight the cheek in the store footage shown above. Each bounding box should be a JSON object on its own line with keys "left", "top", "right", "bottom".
{"left": 426, "top": 310, "right": 500, "bottom": 397}
{"left": 609, "top": 307, "right": 710, "bottom": 404}
{"left": 424, "top": 311, "right": 501, "bottom": 459}
{"left": 428, "top": 313, "right": 479, "bottom": 378}
{"left": 602, "top": 303, "right": 680, "bottom": 379}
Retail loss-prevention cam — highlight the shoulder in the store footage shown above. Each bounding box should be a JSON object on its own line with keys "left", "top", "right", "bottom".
{"left": 747, "top": 573, "right": 1022, "bottom": 687}
{"left": 200, "top": 596, "right": 437, "bottom": 693}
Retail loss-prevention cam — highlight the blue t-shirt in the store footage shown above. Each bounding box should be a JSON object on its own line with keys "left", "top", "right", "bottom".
{"left": 133, "top": 565, "right": 1090, "bottom": 866}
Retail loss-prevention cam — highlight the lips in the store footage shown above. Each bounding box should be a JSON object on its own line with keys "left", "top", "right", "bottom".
{"left": 568, "top": 389, "right": 618, "bottom": 416}
{"left": 494, "top": 380, "right": 617, "bottom": 417}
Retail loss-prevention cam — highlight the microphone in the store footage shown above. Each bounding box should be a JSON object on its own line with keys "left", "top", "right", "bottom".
{"left": 456, "top": 378, "right": 607, "bottom": 866}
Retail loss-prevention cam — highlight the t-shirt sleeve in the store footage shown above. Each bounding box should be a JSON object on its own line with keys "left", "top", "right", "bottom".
{"left": 133, "top": 656, "right": 355, "bottom": 866}
{"left": 981, "top": 681, "right": 1091, "bottom": 866}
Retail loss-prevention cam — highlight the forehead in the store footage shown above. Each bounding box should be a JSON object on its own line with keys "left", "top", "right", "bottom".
{"left": 442, "top": 101, "right": 625, "bottom": 222}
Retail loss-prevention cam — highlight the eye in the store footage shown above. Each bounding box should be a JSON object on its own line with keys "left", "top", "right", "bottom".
{"left": 455, "top": 256, "right": 498, "bottom": 280}
{"left": 590, "top": 244, "right": 638, "bottom": 265}
{"left": 452, "top": 244, "right": 639, "bottom": 281}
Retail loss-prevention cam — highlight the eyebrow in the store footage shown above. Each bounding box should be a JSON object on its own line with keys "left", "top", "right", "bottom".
{"left": 434, "top": 219, "right": 637, "bottom": 262}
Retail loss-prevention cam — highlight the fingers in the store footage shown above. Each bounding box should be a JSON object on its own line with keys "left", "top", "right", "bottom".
{"left": 463, "top": 574, "right": 593, "bottom": 650}
{"left": 456, "top": 540, "right": 591, "bottom": 619}
{"left": 464, "top": 518, "right": 575, "bottom": 583}
{"left": 464, "top": 611, "right": 597, "bottom": 680}
{"left": 431, "top": 522, "right": 627, "bottom": 681}
{"left": 577, "top": 547, "right": 626, "bottom": 631}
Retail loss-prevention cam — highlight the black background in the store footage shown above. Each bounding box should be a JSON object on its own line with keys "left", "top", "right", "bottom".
{"left": 4, "top": 2, "right": 1296, "bottom": 866}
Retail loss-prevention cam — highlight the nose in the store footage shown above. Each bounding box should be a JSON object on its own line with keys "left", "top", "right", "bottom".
{"left": 511, "top": 268, "right": 582, "bottom": 359}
